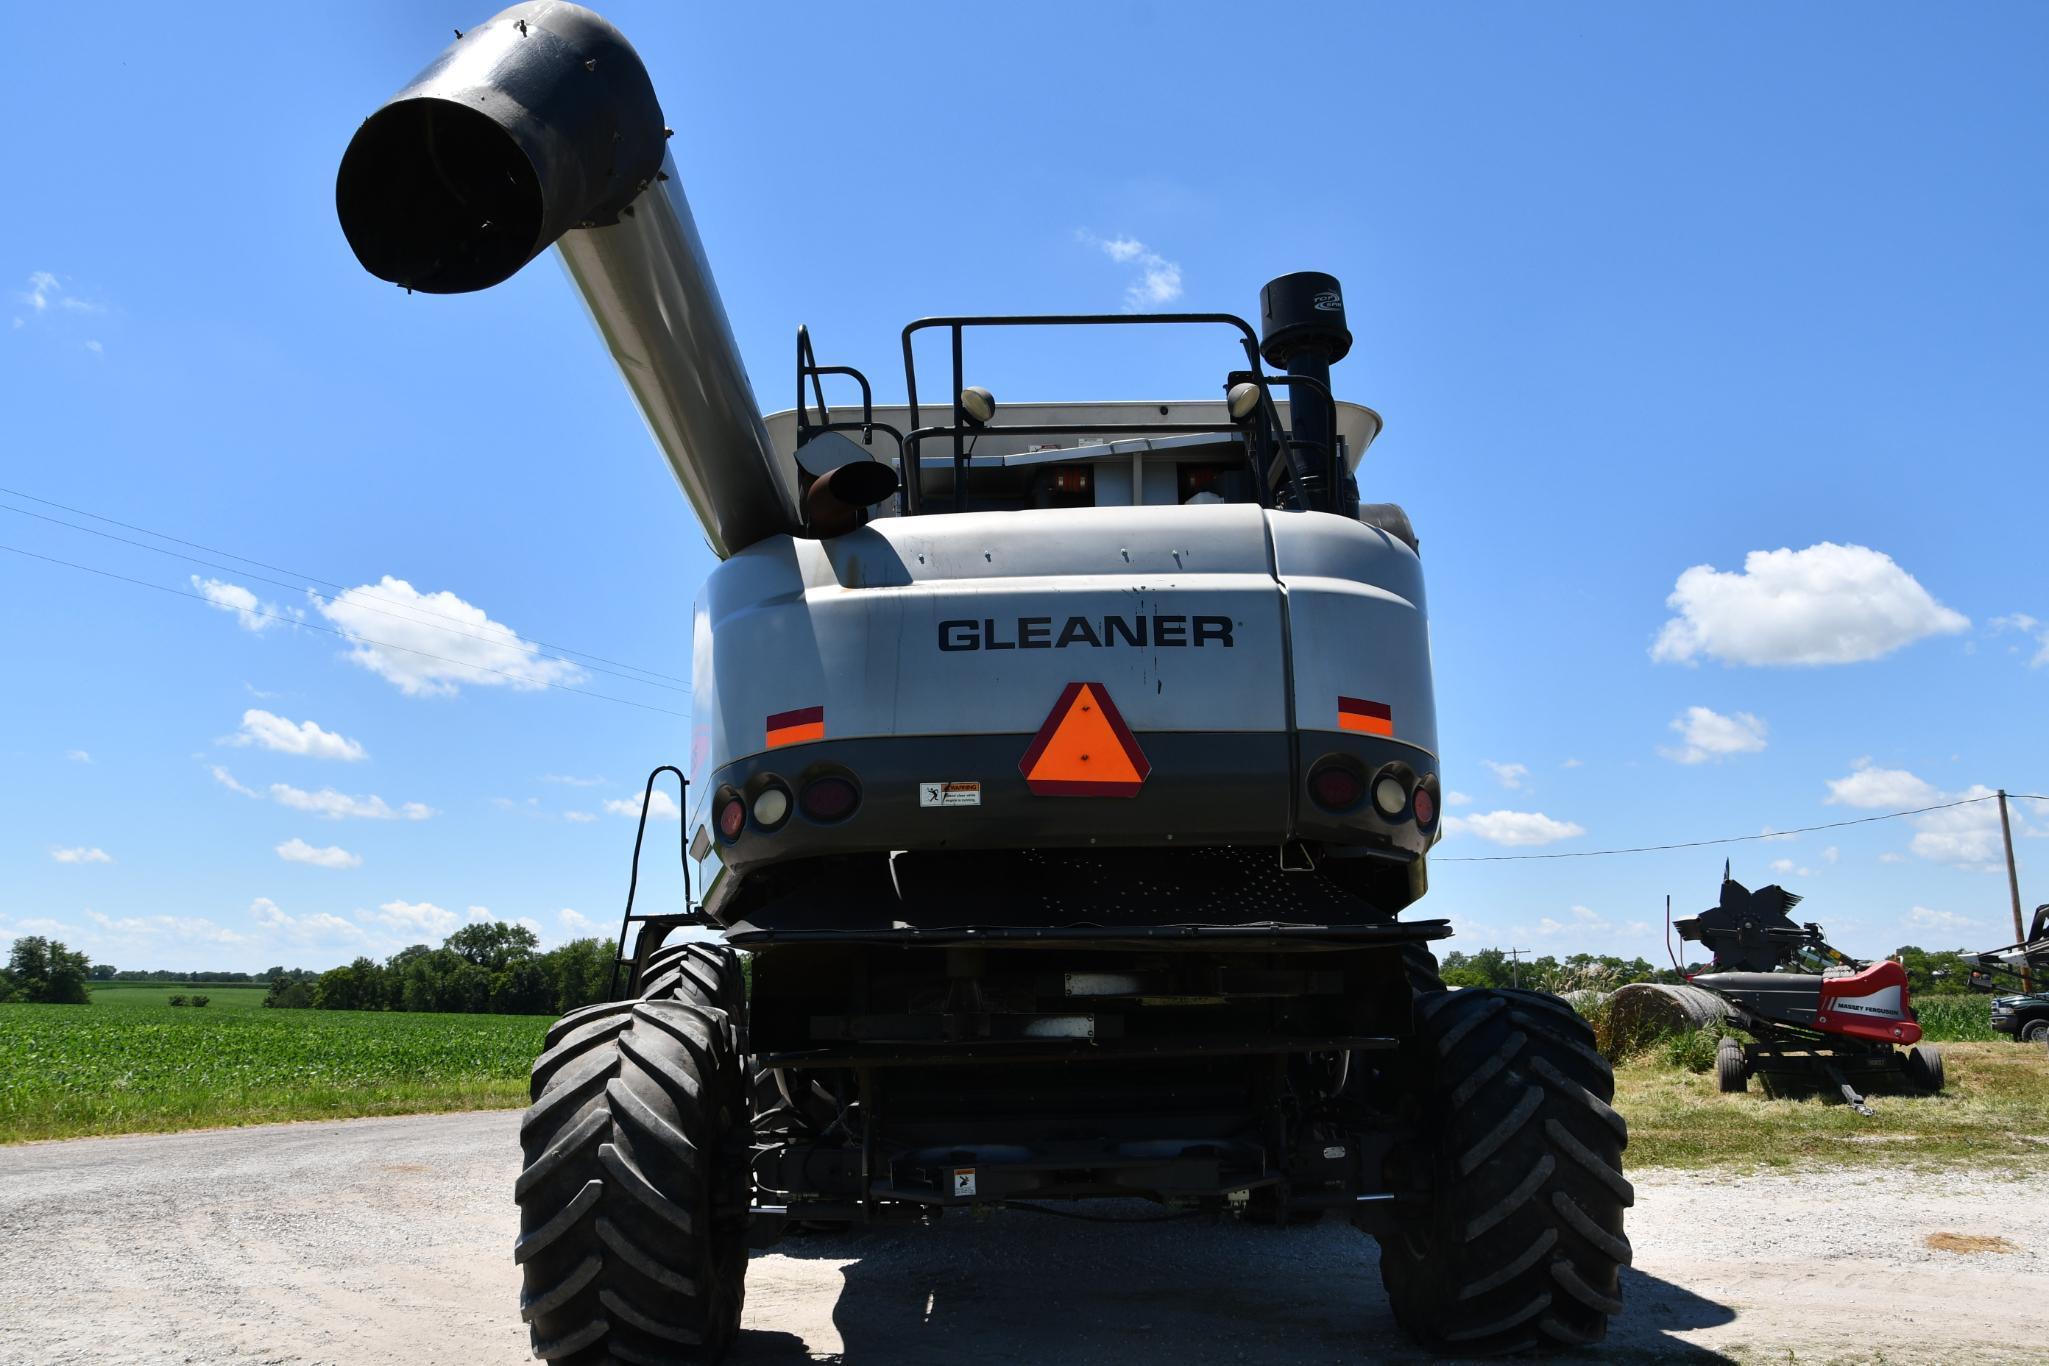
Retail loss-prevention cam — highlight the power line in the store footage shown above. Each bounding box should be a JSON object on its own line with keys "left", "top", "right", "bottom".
{"left": 0, "top": 484, "right": 690, "bottom": 688}
{"left": 0, "top": 542, "right": 688, "bottom": 719}
{"left": 1435, "top": 794, "right": 1999, "bottom": 863}
{"left": 0, "top": 500, "right": 690, "bottom": 697}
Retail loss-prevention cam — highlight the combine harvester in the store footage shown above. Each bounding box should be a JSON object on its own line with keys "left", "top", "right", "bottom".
{"left": 337, "top": 5, "right": 1632, "bottom": 1359}
{"left": 1673, "top": 871, "right": 1944, "bottom": 1113}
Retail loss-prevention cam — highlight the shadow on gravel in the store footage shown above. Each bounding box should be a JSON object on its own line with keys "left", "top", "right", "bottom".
{"left": 730, "top": 1208, "right": 1735, "bottom": 1364}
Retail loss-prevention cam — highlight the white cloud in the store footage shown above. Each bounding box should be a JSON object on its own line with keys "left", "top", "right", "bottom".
{"left": 1661, "top": 706, "right": 1768, "bottom": 765}
{"left": 20, "top": 271, "right": 102, "bottom": 315}
{"left": 560, "top": 907, "right": 601, "bottom": 935}
{"left": 1078, "top": 230, "right": 1184, "bottom": 310}
{"left": 543, "top": 774, "right": 607, "bottom": 787}
{"left": 1768, "top": 856, "right": 1819, "bottom": 878}
{"left": 563, "top": 810, "right": 597, "bottom": 823}
{"left": 468, "top": 905, "right": 492, "bottom": 921}
{"left": 85, "top": 910, "right": 243, "bottom": 945}
{"left": 1443, "top": 809, "right": 1587, "bottom": 847}
{"left": 605, "top": 789, "right": 681, "bottom": 821}
{"left": 1536, "top": 906, "right": 1601, "bottom": 936}
{"left": 1561, "top": 758, "right": 1584, "bottom": 769}
{"left": 1651, "top": 543, "right": 1967, "bottom": 666}
{"left": 1822, "top": 846, "right": 1840, "bottom": 864}
{"left": 1822, "top": 765, "right": 2030, "bottom": 869}
{"left": 1483, "top": 760, "right": 1530, "bottom": 790}
{"left": 227, "top": 710, "right": 367, "bottom": 761}
{"left": 276, "top": 838, "right": 362, "bottom": 870}
{"left": 84, "top": 339, "right": 103, "bottom": 356}
{"left": 1878, "top": 852, "right": 1906, "bottom": 865}
{"left": 1444, "top": 790, "right": 1473, "bottom": 808}
{"left": 1989, "top": 613, "right": 2049, "bottom": 668}
{"left": 367, "top": 899, "right": 460, "bottom": 938}
{"left": 222, "top": 764, "right": 429, "bottom": 822}
{"left": 1909, "top": 906, "right": 1978, "bottom": 932}
{"left": 210, "top": 765, "right": 260, "bottom": 798}
{"left": 249, "top": 896, "right": 365, "bottom": 944}
{"left": 268, "top": 782, "right": 433, "bottom": 822}
{"left": 1908, "top": 785, "right": 2017, "bottom": 869}
{"left": 66, "top": 749, "right": 91, "bottom": 764}
{"left": 313, "top": 576, "right": 583, "bottom": 698}
{"left": 515, "top": 916, "right": 545, "bottom": 937}
{"left": 50, "top": 846, "right": 113, "bottom": 864}
{"left": 192, "top": 576, "right": 298, "bottom": 633}
{"left": 1824, "top": 759, "right": 1939, "bottom": 809}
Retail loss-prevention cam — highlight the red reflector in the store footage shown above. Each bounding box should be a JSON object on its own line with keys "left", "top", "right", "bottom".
{"left": 716, "top": 797, "right": 745, "bottom": 840}
{"left": 800, "top": 776, "right": 859, "bottom": 822}
{"left": 1413, "top": 787, "right": 1437, "bottom": 827}
{"left": 1309, "top": 766, "right": 1364, "bottom": 811}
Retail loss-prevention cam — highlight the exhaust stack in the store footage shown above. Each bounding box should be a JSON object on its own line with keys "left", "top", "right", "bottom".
{"left": 335, "top": 2, "right": 801, "bottom": 558}
{"left": 1259, "top": 272, "right": 1353, "bottom": 507}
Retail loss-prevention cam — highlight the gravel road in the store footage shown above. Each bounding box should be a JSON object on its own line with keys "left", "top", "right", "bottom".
{"left": 2, "top": 1111, "right": 2043, "bottom": 1365}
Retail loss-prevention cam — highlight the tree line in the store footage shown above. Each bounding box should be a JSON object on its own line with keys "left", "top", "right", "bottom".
{"left": 263, "top": 921, "right": 616, "bottom": 1017}
{"left": 1438, "top": 945, "right": 1988, "bottom": 997}
{"left": 0, "top": 937, "right": 93, "bottom": 1005}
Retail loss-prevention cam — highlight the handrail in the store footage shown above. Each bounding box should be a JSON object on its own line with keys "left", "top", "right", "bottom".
{"left": 899, "top": 313, "right": 1279, "bottom": 515}
{"left": 608, "top": 765, "right": 690, "bottom": 1000}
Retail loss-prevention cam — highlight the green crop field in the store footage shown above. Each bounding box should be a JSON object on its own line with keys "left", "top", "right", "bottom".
{"left": 86, "top": 982, "right": 270, "bottom": 1009}
{"left": 0, "top": 1001, "right": 548, "bottom": 1143}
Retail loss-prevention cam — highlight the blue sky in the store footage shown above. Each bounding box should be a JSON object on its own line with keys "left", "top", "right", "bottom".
{"left": 3, "top": 2, "right": 2044, "bottom": 973}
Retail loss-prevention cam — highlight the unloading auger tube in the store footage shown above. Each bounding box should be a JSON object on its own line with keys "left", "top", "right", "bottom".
{"left": 335, "top": 0, "right": 801, "bottom": 558}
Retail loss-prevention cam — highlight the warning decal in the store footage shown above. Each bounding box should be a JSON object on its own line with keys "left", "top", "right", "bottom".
{"left": 1018, "top": 682, "right": 1150, "bottom": 797}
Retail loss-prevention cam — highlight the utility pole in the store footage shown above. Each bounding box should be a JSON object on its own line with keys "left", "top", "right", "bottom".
{"left": 1507, "top": 947, "right": 1531, "bottom": 990}
{"left": 1998, "top": 790, "right": 2031, "bottom": 991}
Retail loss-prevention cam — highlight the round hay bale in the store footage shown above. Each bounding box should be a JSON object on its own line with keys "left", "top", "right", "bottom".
{"left": 1606, "top": 983, "right": 1729, "bottom": 1054}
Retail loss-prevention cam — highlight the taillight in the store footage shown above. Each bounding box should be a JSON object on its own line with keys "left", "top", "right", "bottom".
{"left": 715, "top": 794, "right": 745, "bottom": 841}
{"left": 800, "top": 775, "right": 860, "bottom": 822}
{"left": 1308, "top": 764, "right": 1365, "bottom": 812}
{"left": 1413, "top": 786, "right": 1437, "bottom": 828}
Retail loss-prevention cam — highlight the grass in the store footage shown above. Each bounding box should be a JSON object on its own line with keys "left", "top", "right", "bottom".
{"left": 0, "top": 1000, "right": 546, "bottom": 1143}
{"left": 1616, "top": 1040, "right": 2049, "bottom": 1170}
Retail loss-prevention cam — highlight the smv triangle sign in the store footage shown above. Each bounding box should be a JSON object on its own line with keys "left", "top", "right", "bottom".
{"left": 1018, "top": 682, "right": 1150, "bottom": 797}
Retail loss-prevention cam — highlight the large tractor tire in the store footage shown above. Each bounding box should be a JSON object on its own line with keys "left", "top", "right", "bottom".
{"left": 515, "top": 979, "right": 750, "bottom": 1363}
{"left": 639, "top": 941, "right": 746, "bottom": 1020}
{"left": 1378, "top": 988, "right": 1632, "bottom": 1355}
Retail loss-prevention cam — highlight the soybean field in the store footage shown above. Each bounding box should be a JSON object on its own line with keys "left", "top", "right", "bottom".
{"left": 0, "top": 1000, "right": 545, "bottom": 1143}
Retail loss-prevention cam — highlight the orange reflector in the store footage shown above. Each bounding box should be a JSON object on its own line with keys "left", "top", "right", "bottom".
{"left": 766, "top": 705, "right": 824, "bottom": 748}
{"left": 1338, "top": 696, "right": 1393, "bottom": 736}
{"left": 1019, "top": 682, "right": 1150, "bottom": 797}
